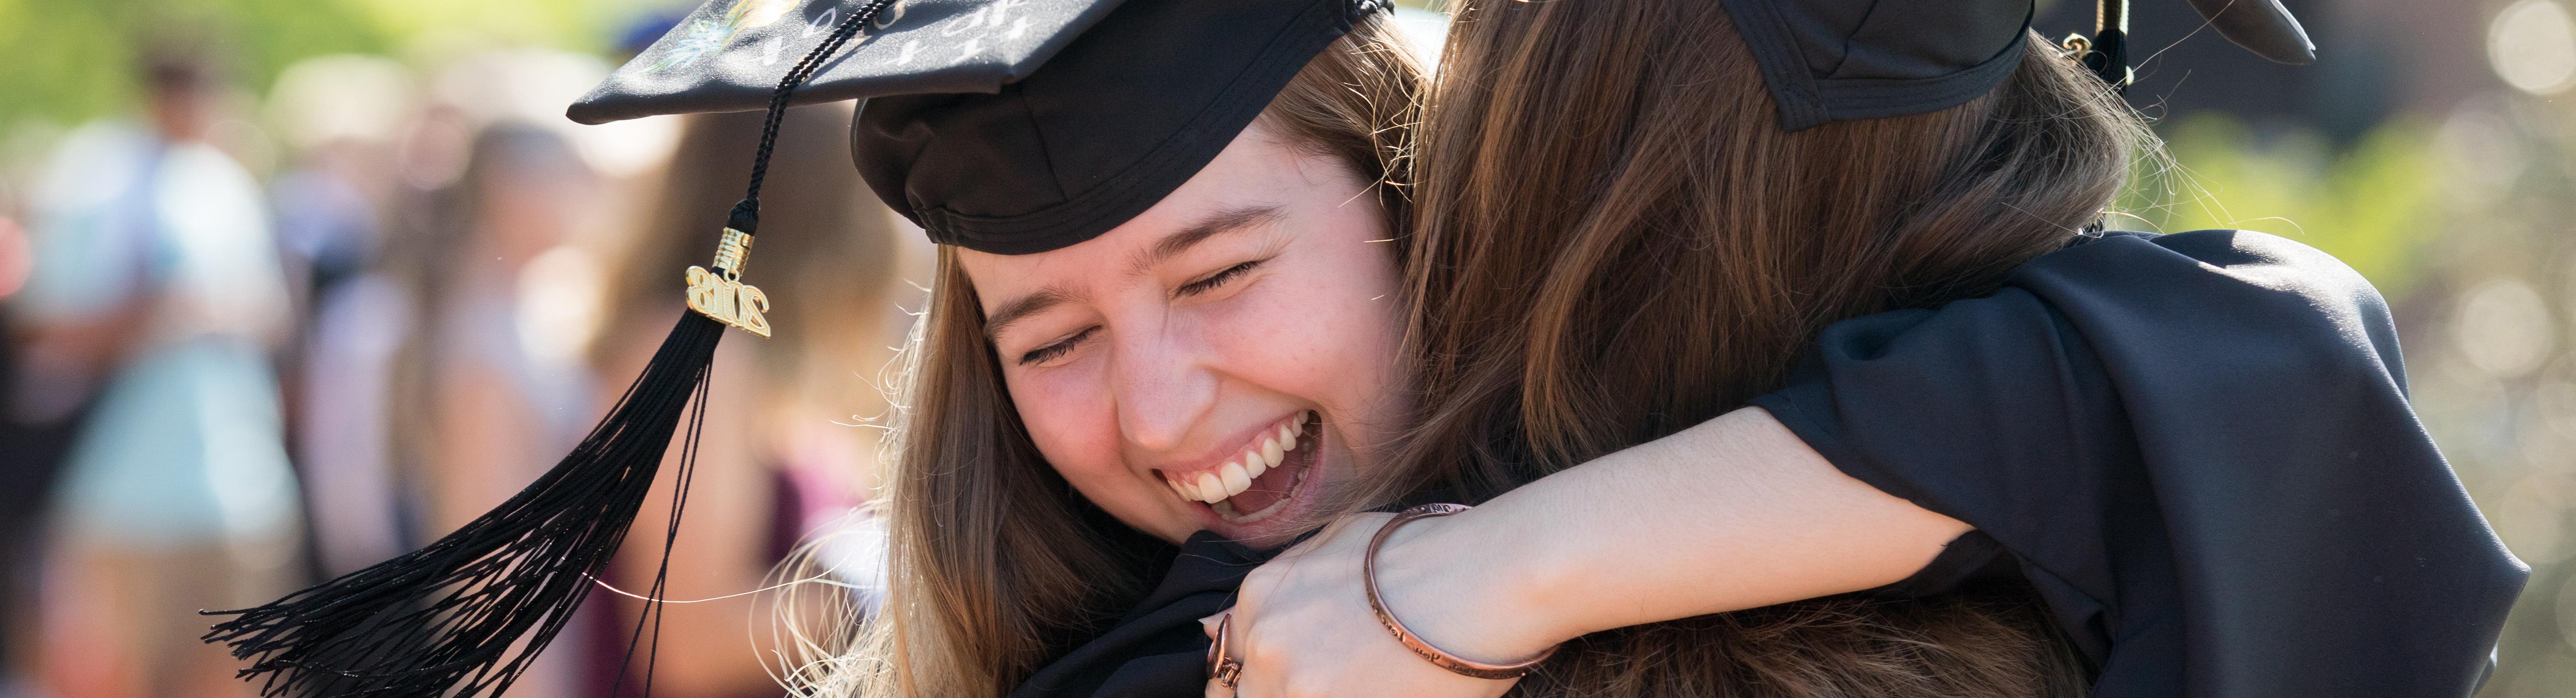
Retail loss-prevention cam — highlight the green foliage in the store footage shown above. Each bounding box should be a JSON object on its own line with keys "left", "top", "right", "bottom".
{"left": 344, "top": 0, "right": 622, "bottom": 55}
{"left": 2122, "top": 113, "right": 2443, "bottom": 296}
{"left": 0, "top": 0, "right": 655, "bottom": 128}
{"left": 0, "top": 0, "right": 145, "bottom": 125}
{"left": 209, "top": 0, "right": 394, "bottom": 96}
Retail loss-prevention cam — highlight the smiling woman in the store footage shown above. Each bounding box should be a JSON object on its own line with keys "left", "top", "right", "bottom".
{"left": 958, "top": 120, "right": 1409, "bottom": 549}
{"left": 827, "top": 11, "right": 1426, "bottom": 695}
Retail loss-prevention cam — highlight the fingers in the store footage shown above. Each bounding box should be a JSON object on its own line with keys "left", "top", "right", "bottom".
{"left": 1211, "top": 510, "right": 1409, "bottom": 698}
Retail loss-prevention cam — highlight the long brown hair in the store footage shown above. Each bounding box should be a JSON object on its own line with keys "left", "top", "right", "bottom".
{"left": 1355, "top": 0, "right": 2146, "bottom": 694}
{"left": 800, "top": 20, "right": 1426, "bottom": 697}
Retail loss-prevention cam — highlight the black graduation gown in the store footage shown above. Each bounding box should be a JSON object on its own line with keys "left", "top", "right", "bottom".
{"left": 1749, "top": 229, "right": 2526, "bottom": 697}
{"left": 1009, "top": 533, "right": 1271, "bottom": 698}
{"left": 1014, "top": 229, "right": 2529, "bottom": 697}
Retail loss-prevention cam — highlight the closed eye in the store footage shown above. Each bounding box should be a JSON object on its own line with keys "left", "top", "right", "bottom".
{"left": 1018, "top": 326, "right": 1095, "bottom": 366}
{"left": 1176, "top": 259, "right": 1266, "bottom": 298}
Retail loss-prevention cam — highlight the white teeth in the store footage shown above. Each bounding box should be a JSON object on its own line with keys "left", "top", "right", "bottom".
{"left": 1220, "top": 462, "right": 1253, "bottom": 498}
{"left": 1174, "top": 413, "right": 1321, "bottom": 506}
{"left": 1211, "top": 456, "right": 1311, "bottom": 524}
{"left": 1197, "top": 472, "right": 1227, "bottom": 503}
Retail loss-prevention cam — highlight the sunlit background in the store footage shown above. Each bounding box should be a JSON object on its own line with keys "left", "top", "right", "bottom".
{"left": 0, "top": 0, "right": 2569, "bottom": 697}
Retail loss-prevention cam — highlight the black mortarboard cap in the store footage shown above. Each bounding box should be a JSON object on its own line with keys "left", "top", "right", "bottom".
{"left": 1721, "top": 0, "right": 2316, "bottom": 131}
{"left": 575, "top": 0, "right": 1390, "bottom": 255}
{"left": 204, "top": 1, "right": 1389, "bottom": 696}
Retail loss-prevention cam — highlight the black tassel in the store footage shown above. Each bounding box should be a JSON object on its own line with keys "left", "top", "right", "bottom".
{"left": 202, "top": 310, "right": 725, "bottom": 698}
{"left": 202, "top": 3, "right": 893, "bottom": 695}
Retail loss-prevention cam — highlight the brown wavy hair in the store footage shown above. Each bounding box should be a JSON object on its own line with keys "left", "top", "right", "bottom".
{"left": 1343, "top": 0, "right": 2149, "bottom": 695}
{"left": 791, "top": 18, "right": 1426, "bottom": 697}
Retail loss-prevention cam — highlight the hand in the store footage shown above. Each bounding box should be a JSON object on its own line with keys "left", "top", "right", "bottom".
{"left": 1202, "top": 511, "right": 1550, "bottom": 697}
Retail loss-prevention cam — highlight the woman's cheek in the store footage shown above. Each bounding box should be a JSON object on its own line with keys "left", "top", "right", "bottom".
{"left": 1006, "top": 367, "right": 1113, "bottom": 481}
{"left": 1213, "top": 281, "right": 1333, "bottom": 392}
{"left": 1009, "top": 367, "right": 1185, "bottom": 535}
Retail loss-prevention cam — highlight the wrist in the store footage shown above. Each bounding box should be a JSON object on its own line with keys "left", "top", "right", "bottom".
{"left": 1372, "top": 505, "right": 1579, "bottom": 665}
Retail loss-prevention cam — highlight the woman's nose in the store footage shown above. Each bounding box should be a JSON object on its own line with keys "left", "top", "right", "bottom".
{"left": 1107, "top": 327, "right": 1216, "bottom": 453}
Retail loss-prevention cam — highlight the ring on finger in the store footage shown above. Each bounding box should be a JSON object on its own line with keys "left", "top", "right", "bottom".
{"left": 1207, "top": 613, "right": 1243, "bottom": 689}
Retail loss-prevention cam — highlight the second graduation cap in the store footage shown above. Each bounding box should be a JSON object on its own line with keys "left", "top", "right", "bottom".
{"left": 1722, "top": 0, "right": 2313, "bottom": 130}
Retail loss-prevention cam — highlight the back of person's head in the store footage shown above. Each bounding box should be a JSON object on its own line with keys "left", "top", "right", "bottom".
{"left": 457, "top": 123, "right": 594, "bottom": 262}
{"left": 1399, "top": 0, "right": 2138, "bottom": 491}
{"left": 141, "top": 45, "right": 218, "bottom": 97}
{"left": 1358, "top": 0, "right": 2139, "bottom": 694}
{"left": 137, "top": 36, "right": 226, "bottom": 141}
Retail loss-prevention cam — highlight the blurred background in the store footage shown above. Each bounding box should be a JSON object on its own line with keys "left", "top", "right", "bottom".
{"left": 0, "top": 0, "right": 2567, "bottom": 697}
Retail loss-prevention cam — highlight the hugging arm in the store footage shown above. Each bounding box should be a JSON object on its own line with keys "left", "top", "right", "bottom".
{"left": 1212, "top": 404, "right": 1969, "bottom": 698}
{"left": 1376, "top": 406, "right": 1970, "bottom": 659}
{"left": 1219, "top": 231, "right": 2527, "bottom": 698}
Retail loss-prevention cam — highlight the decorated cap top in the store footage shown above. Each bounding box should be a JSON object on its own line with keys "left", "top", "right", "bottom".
{"left": 573, "top": 0, "right": 1391, "bottom": 255}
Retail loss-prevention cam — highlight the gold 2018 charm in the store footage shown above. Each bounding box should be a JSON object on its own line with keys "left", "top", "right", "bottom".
{"left": 686, "top": 228, "right": 773, "bottom": 337}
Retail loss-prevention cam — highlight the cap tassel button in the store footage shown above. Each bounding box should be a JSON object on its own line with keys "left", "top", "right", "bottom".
{"left": 686, "top": 228, "right": 774, "bottom": 337}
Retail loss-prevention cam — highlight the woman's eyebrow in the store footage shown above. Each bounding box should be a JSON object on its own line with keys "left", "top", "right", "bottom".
{"left": 1129, "top": 205, "right": 1285, "bottom": 276}
{"left": 984, "top": 206, "right": 1282, "bottom": 342}
{"left": 984, "top": 287, "right": 1074, "bottom": 342}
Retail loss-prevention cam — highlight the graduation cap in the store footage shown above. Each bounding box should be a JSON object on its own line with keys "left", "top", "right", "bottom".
{"left": 1724, "top": 0, "right": 2314, "bottom": 130}
{"left": 200, "top": 0, "right": 1389, "bottom": 695}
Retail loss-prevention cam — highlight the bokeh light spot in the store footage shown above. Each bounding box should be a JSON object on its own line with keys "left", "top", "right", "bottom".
{"left": 2492, "top": 0, "right": 2576, "bottom": 95}
{"left": 2457, "top": 278, "right": 2558, "bottom": 378}
{"left": 2435, "top": 105, "right": 2525, "bottom": 207}
{"left": 2496, "top": 473, "right": 2576, "bottom": 565}
{"left": 2558, "top": 569, "right": 2576, "bottom": 655}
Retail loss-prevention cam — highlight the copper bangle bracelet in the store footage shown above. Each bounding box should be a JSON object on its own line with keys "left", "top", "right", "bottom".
{"left": 1363, "top": 503, "right": 1557, "bottom": 680}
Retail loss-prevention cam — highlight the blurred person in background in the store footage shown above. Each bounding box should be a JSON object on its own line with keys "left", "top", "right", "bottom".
{"left": 0, "top": 216, "right": 27, "bottom": 299}
{"left": 379, "top": 119, "right": 603, "bottom": 698}
{"left": 264, "top": 55, "right": 414, "bottom": 580}
{"left": 588, "top": 102, "right": 906, "bottom": 698}
{"left": 12, "top": 41, "right": 300, "bottom": 698}
{"left": 386, "top": 120, "right": 599, "bottom": 543}
{"left": 267, "top": 56, "right": 408, "bottom": 307}
{"left": 0, "top": 212, "right": 44, "bottom": 698}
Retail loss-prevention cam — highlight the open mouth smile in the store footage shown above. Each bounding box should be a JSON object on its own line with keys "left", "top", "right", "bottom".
{"left": 1157, "top": 411, "right": 1318, "bottom": 525}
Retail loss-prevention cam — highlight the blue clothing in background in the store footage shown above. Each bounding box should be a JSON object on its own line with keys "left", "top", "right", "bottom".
{"left": 23, "top": 123, "right": 300, "bottom": 548}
